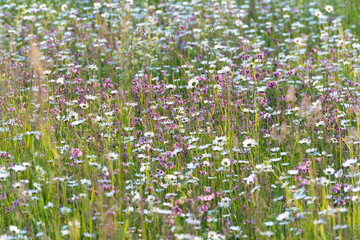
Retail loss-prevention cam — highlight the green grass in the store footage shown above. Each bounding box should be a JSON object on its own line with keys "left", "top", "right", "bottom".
{"left": 0, "top": 0, "right": 360, "bottom": 239}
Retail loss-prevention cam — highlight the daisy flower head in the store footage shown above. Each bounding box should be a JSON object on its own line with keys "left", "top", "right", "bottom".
{"left": 276, "top": 211, "right": 290, "bottom": 221}
{"left": 337, "top": 40, "right": 344, "bottom": 48}
{"left": 294, "top": 37, "right": 304, "bottom": 46}
{"left": 165, "top": 84, "right": 177, "bottom": 90}
{"left": 293, "top": 188, "right": 307, "bottom": 200}
{"left": 61, "top": 229, "right": 70, "bottom": 236}
{"left": 187, "top": 77, "right": 199, "bottom": 89}
{"left": 213, "top": 136, "right": 227, "bottom": 146}
{"left": 243, "top": 138, "right": 257, "bottom": 148}
{"left": 221, "top": 158, "right": 231, "bottom": 168}
{"left": 79, "top": 102, "right": 89, "bottom": 109}
{"left": 39, "top": 4, "right": 47, "bottom": 11}
{"left": 144, "top": 131, "right": 155, "bottom": 138}
{"left": 218, "top": 197, "right": 231, "bottom": 208}
{"left": 315, "top": 10, "right": 323, "bottom": 18}
{"left": 94, "top": 2, "right": 102, "bottom": 9}
{"left": 56, "top": 77, "right": 65, "bottom": 85}
{"left": 323, "top": 166, "right": 335, "bottom": 175}
{"left": 101, "top": 12, "right": 110, "bottom": 18}
{"left": 60, "top": 206, "right": 72, "bottom": 214}
{"left": 147, "top": 195, "right": 156, "bottom": 205}
{"left": 325, "top": 5, "right": 333, "bottom": 13}
{"left": 9, "top": 226, "right": 20, "bottom": 234}
{"left": 352, "top": 43, "right": 360, "bottom": 50}
{"left": 61, "top": 4, "right": 67, "bottom": 12}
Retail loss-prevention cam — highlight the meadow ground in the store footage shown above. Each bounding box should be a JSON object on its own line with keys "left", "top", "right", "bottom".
{"left": 1, "top": 0, "right": 360, "bottom": 239}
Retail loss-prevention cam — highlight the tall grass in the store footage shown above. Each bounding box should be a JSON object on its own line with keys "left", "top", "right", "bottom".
{"left": 0, "top": 0, "right": 360, "bottom": 239}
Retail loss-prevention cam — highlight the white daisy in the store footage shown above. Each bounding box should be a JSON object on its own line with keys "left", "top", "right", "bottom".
{"left": 315, "top": 10, "right": 323, "bottom": 18}
{"left": 187, "top": 78, "right": 199, "bottom": 89}
{"left": 323, "top": 167, "right": 335, "bottom": 175}
{"left": 221, "top": 158, "right": 231, "bottom": 167}
{"left": 325, "top": 5, "right": 333, "bottom": 13}
{"left": 243, "top": 138, "right": 257, "bottom": 148}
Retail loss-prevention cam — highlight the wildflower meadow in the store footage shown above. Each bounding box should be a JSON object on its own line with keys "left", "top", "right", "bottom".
{"left": 1, "top": 0, "right": 360, "bottom": 239}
